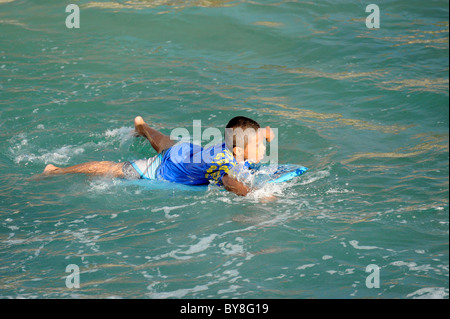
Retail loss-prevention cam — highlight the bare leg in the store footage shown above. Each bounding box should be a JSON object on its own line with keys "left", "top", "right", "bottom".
{"left": 43, "top": 161, "right": 125, "bottom": 178}
{"left": 134, "top": 116, "right": 176, "bottom": 153}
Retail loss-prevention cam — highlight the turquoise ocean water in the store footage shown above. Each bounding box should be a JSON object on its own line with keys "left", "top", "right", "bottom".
{"left": 0, "top": 0, "right": 448, "bottom": 299}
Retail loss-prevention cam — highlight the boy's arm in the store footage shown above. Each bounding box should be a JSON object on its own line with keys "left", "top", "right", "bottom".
{"left": 222, "top": 174, "right": 251, "bottom": 196}
{"left": 222, "top": 174, "right": 277, "bottom": 202}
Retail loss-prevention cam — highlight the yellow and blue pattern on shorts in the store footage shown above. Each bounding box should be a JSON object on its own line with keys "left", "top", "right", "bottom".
{"left": 205, "top": 149, "right": 236, "bottom": 186}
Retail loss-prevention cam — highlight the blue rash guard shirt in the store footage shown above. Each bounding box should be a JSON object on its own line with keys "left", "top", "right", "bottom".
{"left": 156, "top": 142, "right": 237, "bottom": 186}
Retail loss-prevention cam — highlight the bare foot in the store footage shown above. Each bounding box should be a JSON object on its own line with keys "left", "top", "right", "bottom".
{"left": 43, "top": 164, "right": 59, "bottom": 175}
{"left": 134, "top": 116, "right": 146, "bottom": 136}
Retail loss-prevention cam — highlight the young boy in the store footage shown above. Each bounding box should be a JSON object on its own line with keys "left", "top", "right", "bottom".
{"left": 43, "top": 116, "right": 275, "bottom": 196}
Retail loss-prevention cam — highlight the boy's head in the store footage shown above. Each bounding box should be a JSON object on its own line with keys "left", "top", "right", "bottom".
{"left": 225, "top": 116, "right": 266, "bottom": 163}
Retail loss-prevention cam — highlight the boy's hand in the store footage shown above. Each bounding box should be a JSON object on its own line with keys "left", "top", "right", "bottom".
{"left": 222, "top": 175, "right": 278, "bottom": 202}
{"left": 265, "top": 126, "right": 275, "bottom": 142}
{"left": 260, "top": 194, "right": 277, "bottom": 203}
{"left": 222, "top": 174, "right": 251, "bottom": 196}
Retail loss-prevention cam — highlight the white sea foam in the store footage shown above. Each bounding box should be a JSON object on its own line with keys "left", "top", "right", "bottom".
{"left": 149, "top": 234, "right": 219, "bottom": 261}
{"left": 218, "top": 284, "right": 241, "bottom": 295}
{"left": 3, "top": 239, "right": 26, "bottom": 245}
{"left": 248, "top": 182, "right": 285, "bottom": 201}
{"left": 9, "top": 126, "right": 133, "bottom": 166}
{"left": 296, "top": 263, "right": 316, "bottom": 270}
{"left": 349, "top": 240, "right": 380, "bottom": 250}
{"left": 219, "top": 240, "right": 244, "bottom": 255}
{"left": 147, "top": 284, "right": 209, "bottom": 299}
{"left": 87, "top": 178, "right": 117, "bottom": 194}
{"left": 65, "top": 228, "right": 101, "bottom": 253}
{"left": 390, "top": 261, "right": 435, "bottom": 272}
{"left": 180, "top": 234, "right": 218, "bottom": 255}
{"left": 103, "top": 126, "right": 133, "bottom": 141}
{"left": 151, "top": 203, "right": 194, "bottom": 219}
{"left": 11, "top": 143, "right": 85, "bottom": 165}
{"left": 406, "top": 287, "right": 449, "bottom": 299}
{"left": 326, "top": 188, "right": 352, "bottom": 194}
{"left": 294, "top": 170, "right": 330, "bottom": 186}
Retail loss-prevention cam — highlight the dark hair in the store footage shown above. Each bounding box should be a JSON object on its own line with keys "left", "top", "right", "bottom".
{"left": 225, "top": 116, "right": 260, "bottom": 151}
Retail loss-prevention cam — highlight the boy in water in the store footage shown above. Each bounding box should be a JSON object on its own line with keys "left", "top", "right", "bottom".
{"left": 43, "top": 116, "right": 275, "bottom": 196}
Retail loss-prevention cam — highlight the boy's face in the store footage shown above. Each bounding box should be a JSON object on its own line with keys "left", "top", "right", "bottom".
{"left": 243, "top": 129, "right": 266, "bottom": 163}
